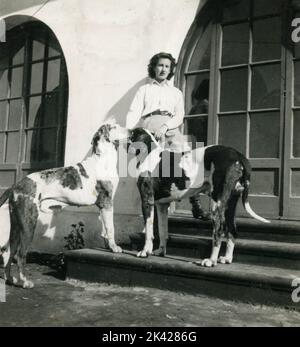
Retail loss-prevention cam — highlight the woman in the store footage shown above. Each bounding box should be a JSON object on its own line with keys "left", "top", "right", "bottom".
{"left": 126, "top": 52, "right": 186, "bottom": 152}
{"left": 126, "top": 52, "right": 209, "bottom": 219}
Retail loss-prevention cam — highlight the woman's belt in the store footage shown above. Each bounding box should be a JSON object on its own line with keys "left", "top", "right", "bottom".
{"left": 142, "top": 109, "right": 174, "bottom": 119}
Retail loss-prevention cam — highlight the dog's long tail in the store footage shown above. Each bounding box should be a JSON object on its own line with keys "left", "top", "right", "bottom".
{"left": 241, "top": 180, "right": 270, "bottom": 224}
{"left": 0, "top": 188, "right": 11, "bottom": 208}
{"left": 238, "top": 155, "right": 270, "bottom": 224}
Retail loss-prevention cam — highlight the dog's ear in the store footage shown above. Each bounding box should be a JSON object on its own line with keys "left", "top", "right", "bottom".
{"left": 98, "top": 124, "right": 111, "bottom": 142}
{"left": 91, "top": 132, "right": 100, "bottom": 154}
{"left": 91, "top": 124, "right": 110, "bottom": 153}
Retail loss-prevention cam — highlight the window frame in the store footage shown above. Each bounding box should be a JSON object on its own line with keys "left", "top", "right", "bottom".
{"left": 174, "top": 0, "right": 300, "bottom": 219}
{"left": 0, "top": 21, "right": 68, "bottom": 193}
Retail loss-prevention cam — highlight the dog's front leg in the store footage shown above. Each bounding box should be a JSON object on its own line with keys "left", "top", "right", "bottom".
{"left": 218, "top": 195, "right": 239, "bottom": 264}
{"left": 137, "top": 205, "right": 155, "bottom": 257}
{"left": 137, "top": 176, "right": 155, "bottom": 257}
{"left": 218, "top": 238, "right": 234, "bottom": 264}
{"left": 16, "top": 254, "right": 34, "bottom": 289}
{"left": 100, "top": 207, "right": 122, "bottom": 253}
{"left": 153, "top": 203, "right": 169, "bottom": 256}
{"left": 3, "top": 245, "right": 18, "bottom": 286}
{"left": 199, "top": 200, "right": 223, "bottom": 267}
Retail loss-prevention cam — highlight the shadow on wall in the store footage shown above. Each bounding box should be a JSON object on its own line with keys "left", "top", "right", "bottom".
{"left": 31, "top": 206, "right": 144, "bottom": 253}
{"left": 102, "top": 78, "right": 150, "bottom": 216}
{"left": 104, "top": 78, "right": 148, "bottom": 126}
{"left": 67, "top": 78, "right": 147, "bottom": 219}
{"left": 82, "top": 77, "right": 148, "bottom": 161}
{"left": 33, "top": 208, "right": 108, "bottom": 253}
{"left": 0, "top": 205, "right": 106, "bottom": 254}
{"left": 0, "top": 203, "right": 143, "bottom": 254}
{"left": 0, "top": 78, "right": 150, "bottom": 253}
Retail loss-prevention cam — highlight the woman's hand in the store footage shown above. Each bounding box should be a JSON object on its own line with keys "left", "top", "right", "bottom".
{"left": 154, "top": 124, "right": 168, "bottom": 140}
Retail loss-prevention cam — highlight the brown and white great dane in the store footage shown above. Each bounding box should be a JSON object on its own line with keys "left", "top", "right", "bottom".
{"left": 0, "top": 120, "right": 130, "bottom": 288}
{"left": 129, "top": 128, "right": 270, "bottom": 267}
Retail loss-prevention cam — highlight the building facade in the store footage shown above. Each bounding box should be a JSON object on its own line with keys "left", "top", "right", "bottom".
{"left": 0, "top": 0, "right": 299, "bottom": 252}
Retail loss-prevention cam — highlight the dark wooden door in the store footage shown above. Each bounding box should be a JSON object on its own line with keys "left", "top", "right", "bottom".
{"left": 283, "top": 4, "right": 300, "bottom": 219}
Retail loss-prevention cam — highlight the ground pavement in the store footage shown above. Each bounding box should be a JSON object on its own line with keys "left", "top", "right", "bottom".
{"left": 0, "top": 262, "right": 300, "bottom": 327}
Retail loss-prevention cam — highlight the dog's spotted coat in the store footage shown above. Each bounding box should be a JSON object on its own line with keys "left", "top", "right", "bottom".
{"left": 130, "top": 128, "right": 270, "bottom": 265}
{"left": 0, "top": 122, "right": 130, "bottom": 288}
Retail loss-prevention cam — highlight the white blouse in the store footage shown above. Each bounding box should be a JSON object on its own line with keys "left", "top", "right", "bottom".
{"left": 126, "top": 79, "right": 185, "bottom": 131}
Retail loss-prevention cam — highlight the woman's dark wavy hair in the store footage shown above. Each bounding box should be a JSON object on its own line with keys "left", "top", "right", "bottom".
{"left": 147, "top": 52, "right": 177, "bottom": 80}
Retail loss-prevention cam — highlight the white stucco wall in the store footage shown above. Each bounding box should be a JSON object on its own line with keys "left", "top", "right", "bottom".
{"left": 1, "top": 0, "right": 200, "bottom": 162}
{"left": 0, "top": 0, "right": 201, "bottom": 252}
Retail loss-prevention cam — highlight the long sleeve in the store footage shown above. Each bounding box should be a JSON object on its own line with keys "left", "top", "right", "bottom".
{"left": 126, "top": 86, "right": 145, "bottom": 129}
{"left": 164, "top": 89, "right": 185, "bottom": 130}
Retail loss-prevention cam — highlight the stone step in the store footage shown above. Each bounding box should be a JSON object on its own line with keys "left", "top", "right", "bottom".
{"left": 129, "top": 233, "right": 300, "bottom": 270}
{"left": 166, "top": 234, "right": 300, "bottom": 270}
{"left": 168, "top": 216, "right": 300, "bottom": 243}
{"left": 65, "top": 248, "right": 300, "bottom": 310}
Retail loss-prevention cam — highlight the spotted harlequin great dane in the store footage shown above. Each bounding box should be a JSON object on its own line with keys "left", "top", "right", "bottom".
{"left": 129, "top": 128, "right": 270, "bottom": 267}
{"left": 0, "top": 120, "right": 130, "bottom": 288}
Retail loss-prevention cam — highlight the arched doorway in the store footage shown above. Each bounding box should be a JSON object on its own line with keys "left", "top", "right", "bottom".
{"left": 176, "top": 0, "right": 300, "bottom": 220}
{"left": 0, "top": 19, "right": 68, "bottom": 195}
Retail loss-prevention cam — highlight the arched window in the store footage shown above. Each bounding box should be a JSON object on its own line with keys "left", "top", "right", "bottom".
{"left": 177, "top": 0, "right": 300, "bottom": 219}
{"left": 0, "top": 21, "right": 68, "bottom": 194}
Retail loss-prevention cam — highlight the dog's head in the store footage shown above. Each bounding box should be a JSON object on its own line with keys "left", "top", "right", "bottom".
{"left": 92, "top": 118, "right": 131, "bottom": 155}
{"left": 127, "top": 128, "right": 155, "bottom": 156}
{"left": 128, "top": 128, "right": 148, "bottom": 144}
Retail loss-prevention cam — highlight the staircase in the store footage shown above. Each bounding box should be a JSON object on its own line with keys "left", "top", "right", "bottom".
{"left": 65, "top": 216, "right": 300, "bottom": 310}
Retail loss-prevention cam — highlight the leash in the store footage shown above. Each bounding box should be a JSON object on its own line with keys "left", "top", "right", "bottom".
{"left": 142, "top": 128, "right": 162, "bottom": 149}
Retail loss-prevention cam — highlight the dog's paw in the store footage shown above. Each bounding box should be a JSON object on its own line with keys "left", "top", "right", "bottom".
{"left": 218, "top": 256, "right": 232, "bottom": 264}
{"left": 22, "top": 280, "right": 34, "bottom": 289}
{"left": 137, "top": 249, "right": 151, "bottom": 258}
{"left": 153, "top": 247, "right": 166, "bottom": 257}
{"left": 110, "top": 244, "right": 123, "bottom": 253}
{"left": 199, "top": 258, "right": 217, "bottom": 267}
